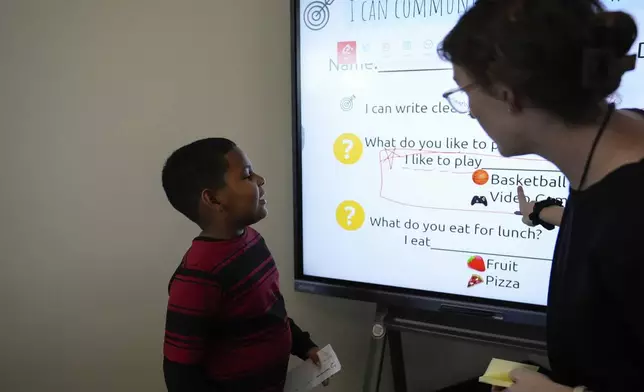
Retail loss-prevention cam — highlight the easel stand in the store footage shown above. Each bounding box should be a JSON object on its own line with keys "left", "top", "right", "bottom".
{"left": 362, "top": 305, "right": 547, "bottom": 392}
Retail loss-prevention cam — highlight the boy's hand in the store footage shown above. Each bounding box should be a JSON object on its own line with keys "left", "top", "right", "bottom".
{"left": 306, "top": 347, "right": 330, "bottom": 387}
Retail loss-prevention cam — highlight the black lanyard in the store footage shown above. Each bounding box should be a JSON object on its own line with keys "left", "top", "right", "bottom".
{"left": 554, "top": 103, "right": 616, "bottom": 284}
{"left": 578, "top": 103, "right": 616, "bottom": 190}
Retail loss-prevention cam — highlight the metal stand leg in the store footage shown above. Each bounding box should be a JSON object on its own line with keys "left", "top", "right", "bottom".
{"left": 388, "top": 329, "right": 408, "bottom": 392}
{"left": 362, "top": 305, "right": 547, "bottom": 392}
{"left": 362, "top": 306, "right": 388, "bottom": 392}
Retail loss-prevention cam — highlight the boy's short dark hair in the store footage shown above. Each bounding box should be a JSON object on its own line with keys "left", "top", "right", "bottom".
{"left": 162, "top": 137, "right": 236, "bottom": 224}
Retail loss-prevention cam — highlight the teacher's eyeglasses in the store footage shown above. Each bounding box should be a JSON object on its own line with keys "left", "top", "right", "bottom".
{"left": 443, "top": 84, "right": 475, "bottom": 118}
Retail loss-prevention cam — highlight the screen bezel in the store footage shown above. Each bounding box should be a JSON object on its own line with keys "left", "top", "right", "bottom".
{"left": 290, "top": 0, "right": 548, "bottom": 327}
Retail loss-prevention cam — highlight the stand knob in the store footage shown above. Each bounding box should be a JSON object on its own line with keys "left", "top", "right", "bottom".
{"left": 372, "top": 323, "right": 385, "bottom": 339}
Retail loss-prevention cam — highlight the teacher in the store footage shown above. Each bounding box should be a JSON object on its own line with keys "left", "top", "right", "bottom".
{"left": 439, "top": 0, "right": 643, "bottom": 391}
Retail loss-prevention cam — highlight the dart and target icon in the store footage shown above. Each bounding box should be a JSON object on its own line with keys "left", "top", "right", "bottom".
{"left": 340, "top": 95, "right": 356, "bottom": 111}
{"left": 303, "top": 0, "right": 335, "bottom": 31}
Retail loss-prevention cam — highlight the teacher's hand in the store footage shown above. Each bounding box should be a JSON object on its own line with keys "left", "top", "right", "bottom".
{"left": 516, "top": 186, "right": 536, "bottom": 226}
{"left": 505, "top": 368, "right": 572, "bottom": 392}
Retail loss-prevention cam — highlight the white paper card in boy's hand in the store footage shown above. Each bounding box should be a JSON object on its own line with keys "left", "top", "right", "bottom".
{"left": 283, "top": 345, "right": 341, "bottom": 392}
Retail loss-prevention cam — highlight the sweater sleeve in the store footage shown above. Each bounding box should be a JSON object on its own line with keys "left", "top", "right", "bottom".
{"left": 289, "top": 318, "right": 317, "bottom": 360}
{"left": 163, "top": 268, "right": 222, "bottom": 392}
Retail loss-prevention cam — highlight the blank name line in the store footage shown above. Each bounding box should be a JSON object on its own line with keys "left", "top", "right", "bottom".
{"left": 432, "top": 247, "right": 551, "bottom": 261}
{"left": 378, "top": 67, "right": 452, "bottom": 73}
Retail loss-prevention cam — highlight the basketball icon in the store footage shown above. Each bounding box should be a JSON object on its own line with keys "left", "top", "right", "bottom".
{"left": 472, "top": 169, "right": 489, "bottom": 185}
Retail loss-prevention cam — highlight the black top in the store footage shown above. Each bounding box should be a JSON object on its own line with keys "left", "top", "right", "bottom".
{"left": 547, "top": 109, "right": 644, "bottom": 391}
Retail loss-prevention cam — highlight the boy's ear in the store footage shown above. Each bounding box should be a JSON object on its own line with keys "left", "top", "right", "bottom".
{"left": 201, "top": 189, "right": 223, "bottom": 210}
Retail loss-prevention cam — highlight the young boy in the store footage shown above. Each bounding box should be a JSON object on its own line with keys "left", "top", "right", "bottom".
{"left": 161, "top": 138, "right": 321, "bottom": 392}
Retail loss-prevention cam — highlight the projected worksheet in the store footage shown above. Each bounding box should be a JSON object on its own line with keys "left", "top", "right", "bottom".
{"left": 297, "top": 0, "right": 644, "bottom": 306}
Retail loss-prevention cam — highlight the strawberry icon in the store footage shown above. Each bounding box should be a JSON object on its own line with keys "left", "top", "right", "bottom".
{"left": 467, "top": 255, "right": 485, "bottom": 272}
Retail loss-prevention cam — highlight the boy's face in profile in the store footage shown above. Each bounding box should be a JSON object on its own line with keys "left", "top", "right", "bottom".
{"left": 213, "top": 146, "right": 267, "bottom": 228}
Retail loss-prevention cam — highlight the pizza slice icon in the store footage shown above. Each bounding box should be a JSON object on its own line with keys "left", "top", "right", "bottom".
{"left": 467, "top": 274, "right": 484, "bottom": 288}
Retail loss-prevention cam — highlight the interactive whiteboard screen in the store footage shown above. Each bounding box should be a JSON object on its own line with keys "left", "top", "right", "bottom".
{"left": 295, "top": 0, "right": 643, "bottom": 308}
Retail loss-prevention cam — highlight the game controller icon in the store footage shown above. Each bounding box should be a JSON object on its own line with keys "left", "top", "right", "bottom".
{"left": 471, "top": 195, "right": 488, "bottom": 206}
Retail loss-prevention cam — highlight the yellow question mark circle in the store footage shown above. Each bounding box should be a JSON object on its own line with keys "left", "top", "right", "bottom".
{"left": 335, "top": 200, "right": 365, "bottom": 231}
{"left": 333, "top": 133, "right": 363, "bottom": 164}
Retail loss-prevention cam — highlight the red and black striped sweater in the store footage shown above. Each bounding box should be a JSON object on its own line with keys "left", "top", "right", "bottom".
{"left": 163, "top": 227, "right": 316, "bottom": 392}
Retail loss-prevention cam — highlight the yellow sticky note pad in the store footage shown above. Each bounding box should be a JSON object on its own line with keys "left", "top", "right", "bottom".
{"left": 478, "top": 358, "right": 539, "bottom": 388}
